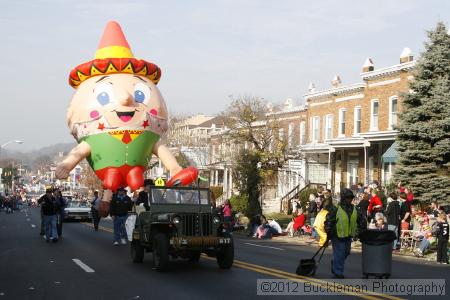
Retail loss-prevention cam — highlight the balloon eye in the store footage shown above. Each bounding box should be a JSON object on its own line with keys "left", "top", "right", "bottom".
{"left": 97, "top": 92, "right": 110, "bottom": 105}
{"left": 134, "top": 90, "right": 145, "bottom": 103}
{"left": 134, "top": 82, "right": 151, "bottom": 104}
{"left": 94, "top": 83, "right": 114, "bottom": 106}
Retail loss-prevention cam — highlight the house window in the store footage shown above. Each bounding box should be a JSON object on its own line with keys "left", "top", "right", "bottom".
{"left": 354, "top": 106, "right": 361, "bottom": 135}
{"left": 339, "top": 109, "right": 347, "bottom": 136}
{"left": 312, "top": 116, "right": 320, "bottom": 142}
{"left": 371, "top": 100, "right": 379, "bottom": 130}
{"left": 325, "top": 114, "right": 333, "bottom": 140}
{"left": 288, "top": 122, "right": 294, "bottom": 147}
{"left": 279, "top": 128, "right": 284, "bottom": 141}
{"left": 389, "top": 96, "right": 398, "bottom": 129}
{"left": 299, "top": 121, "right": 306, "bottom": 145}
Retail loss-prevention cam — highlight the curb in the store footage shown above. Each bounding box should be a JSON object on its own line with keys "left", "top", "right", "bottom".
{"left": 235, "top": 231, "right": 442, "bottom": 263}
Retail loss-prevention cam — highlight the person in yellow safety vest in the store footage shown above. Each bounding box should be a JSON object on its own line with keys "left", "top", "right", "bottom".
{"left": 325, "top": 188, "right": 366, "bottom": 278}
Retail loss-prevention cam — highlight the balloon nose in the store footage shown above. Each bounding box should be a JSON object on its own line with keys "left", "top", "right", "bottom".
{"left": 117, "top": 90, "right": 134, "bottom": 106}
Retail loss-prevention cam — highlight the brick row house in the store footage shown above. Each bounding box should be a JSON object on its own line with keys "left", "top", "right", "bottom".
{"left": 184, "top": 48, "right": 415, "bottom": 211}
{"left": 303, "top": 48, "right": 414, "bottom": 193}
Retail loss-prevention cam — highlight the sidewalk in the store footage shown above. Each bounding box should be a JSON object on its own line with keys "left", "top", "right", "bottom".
{"left": 237, "top": 230, "right": 442, "bottom": 263}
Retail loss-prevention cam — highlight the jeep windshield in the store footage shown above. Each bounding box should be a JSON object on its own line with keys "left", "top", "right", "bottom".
{"left": 149, "top": 187, "right": 210, "bottom": 205}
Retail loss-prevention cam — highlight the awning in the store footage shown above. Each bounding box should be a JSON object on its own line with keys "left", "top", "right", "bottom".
{"left": 382, "top": 142, "right": 398, "bottom": 164}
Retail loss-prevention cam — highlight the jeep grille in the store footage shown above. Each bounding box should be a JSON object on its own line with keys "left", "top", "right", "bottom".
{"left": 181, "top": 214, "right": 213, "bottom": 236}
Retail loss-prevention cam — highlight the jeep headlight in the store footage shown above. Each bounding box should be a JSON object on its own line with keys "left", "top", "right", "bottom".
{"left": 213, "top": 216, "right": 221, "bottom": 224}
{"left": 172, "top": 216, "right": 181, "bottom": 224}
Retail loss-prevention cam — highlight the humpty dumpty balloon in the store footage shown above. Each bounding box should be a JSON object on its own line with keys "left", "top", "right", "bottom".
{"left": 56, "top": 21, "right": 198, "bottom": 216}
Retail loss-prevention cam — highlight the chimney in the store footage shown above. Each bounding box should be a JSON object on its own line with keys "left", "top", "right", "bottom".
{"left": 308, "top": 82, "right": 316, "bottom": 93}
{"left": 362, "top": 58, "right": 374, "bottom": 72}
{"left": 284, "top": 98, "right": 293, "bottom": 109}
{"left": 400, "top": 47, "right": 413, "bottom": 63}
{"left": 331, "top": 75, "right": 341, "bottom": 88}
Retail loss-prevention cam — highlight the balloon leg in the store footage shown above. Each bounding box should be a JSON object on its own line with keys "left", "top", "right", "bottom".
{"left": 102, "top": 168, "right": 123, "bottom": 191}
{"left": 126, "top": 166, "right": 144, "bottom": 191}
{"left": 99, "top": 189, "right": 113, "bottom": 218}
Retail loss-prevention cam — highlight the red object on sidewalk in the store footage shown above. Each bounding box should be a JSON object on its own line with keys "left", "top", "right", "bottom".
{"left": 293, "top": 214, "right": 306, "bottom": 231}
{"left": 166, "top": 167, "right": 199, "bottom": 187}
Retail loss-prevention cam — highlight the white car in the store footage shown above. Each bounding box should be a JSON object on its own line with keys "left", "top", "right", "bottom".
{"left": 63, "top": 201, "right": 92, "bottom": 222}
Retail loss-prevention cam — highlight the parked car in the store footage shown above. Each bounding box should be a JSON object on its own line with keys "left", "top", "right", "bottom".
{"left": 64, "top": 201, "right": 92, "bottom": 222}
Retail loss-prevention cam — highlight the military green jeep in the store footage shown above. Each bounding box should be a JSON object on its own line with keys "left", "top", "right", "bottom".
{"left": 130, "top": 185, "right": 233, "bottom": 271}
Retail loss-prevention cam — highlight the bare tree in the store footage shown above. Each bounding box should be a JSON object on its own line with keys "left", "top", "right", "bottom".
{"left": 221, "top": 95, "right": 290, "bottom": 215}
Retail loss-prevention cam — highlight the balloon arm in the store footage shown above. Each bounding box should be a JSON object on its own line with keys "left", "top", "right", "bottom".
{"left": 152, "top": 141, "right": 182, "bottom": 176}
{"left": 56, "top": 141, "right": 91, "bottom": 179}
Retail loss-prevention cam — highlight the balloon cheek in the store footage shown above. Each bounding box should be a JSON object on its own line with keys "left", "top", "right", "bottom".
{"left": 90, "top": 110, "right": 100, "bottom": 119}
{"left": 150, "top": 109, "right": 158, "bottom": 116}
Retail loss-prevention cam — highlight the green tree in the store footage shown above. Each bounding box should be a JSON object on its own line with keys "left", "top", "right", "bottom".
{"left": 232, "top": 150, "right": 262, "bottom": 216}
{"left": 394, "top": 22, "right": 450, "bottom": 204}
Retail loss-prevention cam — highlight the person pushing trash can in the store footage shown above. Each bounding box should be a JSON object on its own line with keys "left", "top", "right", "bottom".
{"left": 325, "top": 188, "right": 365, "bottom": 278}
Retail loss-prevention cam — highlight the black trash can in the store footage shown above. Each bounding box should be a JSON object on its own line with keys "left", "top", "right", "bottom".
{"left": 359, "top": 230, "right": 396, "bottom": 279}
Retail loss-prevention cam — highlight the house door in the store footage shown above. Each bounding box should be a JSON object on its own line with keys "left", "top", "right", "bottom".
{"left": 347, "top": 159, "right": 359, "bottom": 188}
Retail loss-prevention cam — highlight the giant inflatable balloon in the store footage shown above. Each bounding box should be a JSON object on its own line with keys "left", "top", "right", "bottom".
{"left": 56, "top": 21, "right": 198, "bottom": 216}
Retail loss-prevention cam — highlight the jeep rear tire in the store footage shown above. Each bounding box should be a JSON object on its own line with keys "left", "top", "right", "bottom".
{"left": 216, "top": 240, "right": 234, "bottom": 269}
{"left": 131, "top": 240, "right": 144, "bottom": 263}
{"left": 152, "top": 233, "right": 169, "bottom": 272}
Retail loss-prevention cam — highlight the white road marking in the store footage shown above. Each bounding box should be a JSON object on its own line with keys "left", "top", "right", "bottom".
{"left": 72, "top": 259, "right": 95, "bottom": 273}
{"left": 28, "top": 287, "right": 35, "bottom": 290}
{"left": 244, "top": 242, "right": 284, "bottom": 251}
{"left": 54, "top": 282, "right": 60, "bottom": 284}
{"left": 31, "top": 224, "right": 36, "bottom": 228}
{"left": 26, "top": 218, "right": 30, "bottom": 222}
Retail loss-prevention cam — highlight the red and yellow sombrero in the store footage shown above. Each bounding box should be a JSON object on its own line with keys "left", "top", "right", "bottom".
{"left": 69, "top": 21, "right": 161, "bottom": 88}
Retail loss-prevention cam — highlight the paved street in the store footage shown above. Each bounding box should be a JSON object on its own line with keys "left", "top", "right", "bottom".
{"left": 0, "top": 208, "right": 449, "bottom": 300}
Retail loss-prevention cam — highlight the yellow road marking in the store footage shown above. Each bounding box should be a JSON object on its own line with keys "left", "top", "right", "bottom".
{"left": 82, "top": 222, "right": 113, "bottom": 233}
{"left": 230, "top": 259, "right": 403, "bottom": 300}
{"left": 81, "top": 222, "right": 402, "bottom": 300}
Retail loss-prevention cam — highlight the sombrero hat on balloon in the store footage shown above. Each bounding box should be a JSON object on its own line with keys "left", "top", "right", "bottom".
{"left": 68, "top": 20, "right": 161, "bottom": 88}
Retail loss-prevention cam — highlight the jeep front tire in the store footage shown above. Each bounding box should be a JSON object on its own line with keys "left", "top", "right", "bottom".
{"left": 131, "top": 240, "right": 144, "bottom": 263}
{"left": 152, "top": 233, "right": 169, "bottom": 272}
{"left": 216, "top": 240, "right": 234, "bottom": 269}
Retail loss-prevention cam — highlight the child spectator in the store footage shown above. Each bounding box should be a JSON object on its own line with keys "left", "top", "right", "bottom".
{"left": 255, "top": 215, "right": 270, "bottom": 239}
{"left": 433, "top": 212, "right": 449, "bottom": 264}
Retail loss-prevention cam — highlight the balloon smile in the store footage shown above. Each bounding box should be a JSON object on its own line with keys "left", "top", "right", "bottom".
{"left": 116, "top": 111, "right": 135, "bottom": 122}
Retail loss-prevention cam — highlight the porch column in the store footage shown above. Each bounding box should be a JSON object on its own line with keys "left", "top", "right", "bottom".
{"left": 363, "top": 141, "right": 370, "bottom": 186}
{"left": 228, "top": 170, "right": 233, "bottom": 198}
{"left": 223, "top": 168, "right": 228, "bottom": 198}
{"left": 214, "top": 170, "right": 219, "bottom": 185}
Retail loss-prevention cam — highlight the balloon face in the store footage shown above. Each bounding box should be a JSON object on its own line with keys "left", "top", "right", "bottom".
{"left": 67, "top": 73, "right": 168, "bottom": 140}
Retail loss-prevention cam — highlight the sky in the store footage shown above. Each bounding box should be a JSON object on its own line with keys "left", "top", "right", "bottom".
{"left": 0, "top": 0, "right": 449, "bottom": 151}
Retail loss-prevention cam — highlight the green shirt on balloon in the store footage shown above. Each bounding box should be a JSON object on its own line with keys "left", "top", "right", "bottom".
{"left": 80, "top": 130, "right": 159, "bottom": 171}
